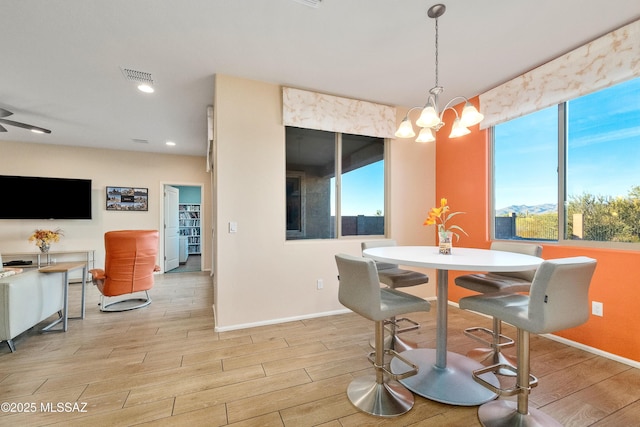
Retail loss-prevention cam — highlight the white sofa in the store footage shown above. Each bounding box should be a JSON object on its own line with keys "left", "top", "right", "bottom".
{"left": 0, "top": 255, "right": 65, "bottom": 352}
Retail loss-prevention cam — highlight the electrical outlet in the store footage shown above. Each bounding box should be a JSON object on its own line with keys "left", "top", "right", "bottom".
{"left": 592, "top": 301, "right": 603, "bottom": 317}
{"left": 316, "top": 279, "right": 323, "bottom": 290}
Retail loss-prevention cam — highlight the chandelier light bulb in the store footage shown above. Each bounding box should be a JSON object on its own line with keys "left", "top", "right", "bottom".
{"left": 395, "top": 118, "right": 416, "bottom": 138}
{"left": 416, "top": 127, "right": 436, "bottom": 143}
{"left": 459, "top": 102, "right": 484, "bottom": 127}
{"left": 449, "top": 118, "right": 471, "bottom": 138}
{"left": 416, "top": 105, "right": 441, "bottom": 128}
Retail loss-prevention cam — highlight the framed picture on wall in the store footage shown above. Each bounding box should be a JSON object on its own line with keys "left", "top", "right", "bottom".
{"left": 106, "top": 186, "right": 148, "bottom": 211}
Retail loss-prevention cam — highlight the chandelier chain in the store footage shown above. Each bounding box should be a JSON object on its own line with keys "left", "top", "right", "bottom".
{"left": 434, "top": 16, "right": 439, "bottom": 88}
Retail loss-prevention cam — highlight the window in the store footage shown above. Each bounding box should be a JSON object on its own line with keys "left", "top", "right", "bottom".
{"left": 285, "top": 127, "right": 385, "bottom": 240}
{"left": 493, "top": 77, "right": 640, "bottom": 246}
{"left": 494, "top": 106, "right": 558, "bottom": 241}
{"left": 566, "top": 78, "right": 640, "bottom": 243}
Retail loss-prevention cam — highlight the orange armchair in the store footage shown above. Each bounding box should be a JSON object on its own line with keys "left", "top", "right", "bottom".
{"left": 90, "top": 230, "right": 161, "bottom": 312}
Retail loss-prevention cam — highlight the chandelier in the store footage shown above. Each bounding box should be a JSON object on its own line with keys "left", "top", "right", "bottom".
{"left": 395, "top": 4, "right": 483, "bottom": 142}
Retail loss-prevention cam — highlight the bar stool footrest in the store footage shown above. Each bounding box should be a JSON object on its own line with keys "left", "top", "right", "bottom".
{"left": 385, "top": 317, "right": 420, "bottom": 334}
{"left": 368, "top": 349, "right": 419, "bottom": 381}
{"left": 472, "top": 363, "right": 538, "bottom": 396}
{"left": 464, "top": 326, "right": 514, "bottom": 348}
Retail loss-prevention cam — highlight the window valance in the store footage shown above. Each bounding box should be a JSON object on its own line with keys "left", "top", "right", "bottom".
{"left": 480, "top": 19, "right": 640, "bottom": 129}
{"left": 282, "top": 87, "right": 397, "bottom": 139}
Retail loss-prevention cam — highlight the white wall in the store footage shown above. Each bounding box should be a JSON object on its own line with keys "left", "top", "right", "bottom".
{"left": 0, "top": 141, "right": 211, "bottom": 271}
{"left": 213, "top": 74, "right": 436, "bottom": 331}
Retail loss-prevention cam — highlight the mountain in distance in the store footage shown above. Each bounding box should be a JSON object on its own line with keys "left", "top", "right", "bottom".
{"left": 496, "top": 203, "right": 558, "bottom": 216}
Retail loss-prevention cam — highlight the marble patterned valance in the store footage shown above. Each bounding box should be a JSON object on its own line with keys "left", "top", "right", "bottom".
{"left": 282, "top": 87, "right": 396, "bottom": 139}
{"left": 480, "top": 19, "right": 640, "bottom": 129}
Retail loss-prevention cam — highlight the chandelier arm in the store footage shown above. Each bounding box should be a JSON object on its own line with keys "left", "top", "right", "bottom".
{"left": 443, "top": 106, "right": 459, "bottom": 120}
{"left": 438, "top": 96, "right": 470, "bottom": 121}
{"left": 440, "top": 96, "right": 469, "bottom": 115}
{"left": 401, "top": 106, "right": 425, "bottom": 121}
{"left": 426, "top": 92, "right": 439, "bottom": 110}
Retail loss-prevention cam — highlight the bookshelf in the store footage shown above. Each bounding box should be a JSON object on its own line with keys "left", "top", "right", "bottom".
{"left": 179, "top": 203, "right": 201, "bottom": 255}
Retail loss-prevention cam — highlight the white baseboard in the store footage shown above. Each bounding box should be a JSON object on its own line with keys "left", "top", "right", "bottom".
{"left": 213, "top": 308, "right": 351, "bottom": 333}
{"left": 540, "top": 333, "right": 640, "bottom": 369}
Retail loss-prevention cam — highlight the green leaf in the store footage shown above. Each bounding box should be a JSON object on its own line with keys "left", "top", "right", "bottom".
{"left": 445, "top": 211, "right": 466, "bottom": 222}
{"left": 448, "top": 224, "right": 468, "bottom": 236}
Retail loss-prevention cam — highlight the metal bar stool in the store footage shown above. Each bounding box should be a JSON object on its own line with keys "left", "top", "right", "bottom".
{"left": 362, "top": 240, "right": 429, "bottom": 352}
{"left": 335, "top": 253, "right": 431, "bottom": 417}
{"left": 455, "top": 242, "right": 541, "bottom": 374}
{"left": 459, "top": 256, "right": 597, "bottom": 426}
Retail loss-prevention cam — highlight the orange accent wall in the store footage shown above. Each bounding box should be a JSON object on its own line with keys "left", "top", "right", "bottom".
{"left": 435, "top": 96, "right": 640, "bottom": 362}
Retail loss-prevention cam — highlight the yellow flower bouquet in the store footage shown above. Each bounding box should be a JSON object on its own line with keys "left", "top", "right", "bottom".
{"left": 424, "top": 198, "right": 467, "bottom": 253}
{"left": 28, "top": 228, "right": 63, "bottom": 252}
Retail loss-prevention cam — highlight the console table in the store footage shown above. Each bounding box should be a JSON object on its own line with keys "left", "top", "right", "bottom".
{"left": 39, "top": 262, "right": 87, "bottom": 332}
{"left": 2, "top": 249, "right": 94, "bottom": 282}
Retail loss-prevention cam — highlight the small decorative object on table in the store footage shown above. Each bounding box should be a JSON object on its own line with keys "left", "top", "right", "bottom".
{"left": 424, "top": 198, "right": 467, "bottom": 254}
{"left": 28, "top": 228, "right": 63, "bottom": 253}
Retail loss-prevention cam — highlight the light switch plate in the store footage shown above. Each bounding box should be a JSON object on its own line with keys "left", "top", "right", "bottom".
{"left": 592, "top": 301, "right": 603, "bottom": 317}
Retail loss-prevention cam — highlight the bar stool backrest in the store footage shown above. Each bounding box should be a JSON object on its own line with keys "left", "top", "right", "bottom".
{"left": 361, "top": 240, "right": 400, "bottom": 270}
{"left": 527, "top": 256, "right": 597, "bottom": 334}
{"left": 336, "top": 253, "right": 385, "bottom": 322}
{"left": 490, "top": 241, "right": 542, "bottom": 282}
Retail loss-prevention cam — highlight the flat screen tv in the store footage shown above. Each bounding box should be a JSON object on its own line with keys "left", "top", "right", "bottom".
{"left": 0, "top": 175, "right": 92, "bottom": 220}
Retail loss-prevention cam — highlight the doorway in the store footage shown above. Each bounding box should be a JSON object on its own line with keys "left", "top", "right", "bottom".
{"left": 162, "top": 183, "right": 204, "bottom": 273}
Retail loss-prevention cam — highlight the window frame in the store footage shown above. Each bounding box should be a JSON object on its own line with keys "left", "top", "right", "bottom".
{"left": 491, "top": 85, "right": 640, "bottom": 251}
{"left": 286, "top": 171, "right": 306, "bottom": 239}
{"left": 285, "top": 126, "right": 388, "bottom": 241}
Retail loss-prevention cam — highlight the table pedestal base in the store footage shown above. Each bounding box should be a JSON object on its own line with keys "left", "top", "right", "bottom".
{"left": 390, "top": 348, "right": 499, "bottom": 406}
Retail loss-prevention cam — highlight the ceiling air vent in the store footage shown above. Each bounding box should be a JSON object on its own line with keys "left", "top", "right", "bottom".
{"left": 292, "top": 0, "right": 321, "bottom": 8}
{"left": 120, "top": 67, "right": 154, "bottom": 86}
{"left": 132, "top": 138, "right": 149, "bottom": 144}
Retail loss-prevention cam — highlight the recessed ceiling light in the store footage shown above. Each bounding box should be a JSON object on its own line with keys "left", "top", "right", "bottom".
{"left": 166, "top": 141, "right": 176, "bottom": 146}
{"left": 137, "top": 84, "right": 154, "bottom": 93}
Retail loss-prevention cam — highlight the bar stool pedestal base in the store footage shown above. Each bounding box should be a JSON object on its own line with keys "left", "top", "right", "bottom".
{"left": 346, "top": 375, "right": 414, "bottom": 417}
{"left": 478, "top": 400, "right": 562, "bottom": 427}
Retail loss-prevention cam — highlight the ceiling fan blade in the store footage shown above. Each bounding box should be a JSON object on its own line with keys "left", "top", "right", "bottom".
{"left": 0, "top": 118, "right": 51, "bottom": 134}
{"left": 0, "top": 108, "right": 13, "bottom": 118}
{"left": 0, "top": 124, "right": 6, "bottom": 132}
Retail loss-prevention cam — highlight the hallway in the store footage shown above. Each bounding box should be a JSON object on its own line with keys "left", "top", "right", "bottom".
{"left": 167, "top": 255, "right": 201, "bottom": 273}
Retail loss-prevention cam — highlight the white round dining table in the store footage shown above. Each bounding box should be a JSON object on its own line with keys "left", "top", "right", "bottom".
{"left": 362, "top": 245, "right": 543, "bottom": 406}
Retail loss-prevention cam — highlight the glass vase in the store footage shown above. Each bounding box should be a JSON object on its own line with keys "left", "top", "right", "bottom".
{"left": 39, "top": 242, "right": 50, "bottom": 253}
{"left": 438, "top": 230, "right": 453, "bottom": 255}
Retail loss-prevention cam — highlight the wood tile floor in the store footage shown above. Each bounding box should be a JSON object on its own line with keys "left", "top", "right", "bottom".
{"left": 1, "top": 271, "right": 639, "bottom": 426}
{"left": 166, "top": 255, "right": 201, "bottom": 274}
